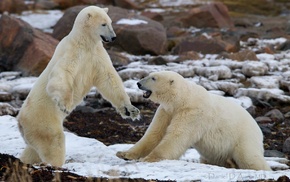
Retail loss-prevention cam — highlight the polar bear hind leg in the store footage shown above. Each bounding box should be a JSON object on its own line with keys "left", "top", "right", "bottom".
{"left": 20, "top": 146, "right": 42, "bottom": 164}
{"left": 233, "top": 146, "right": 271, "bottom": 171}
{"left": 22, "top": 131, "right": 66, "bottom": 167}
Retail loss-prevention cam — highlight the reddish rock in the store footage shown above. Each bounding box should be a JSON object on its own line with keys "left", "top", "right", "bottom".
{"left": 179, "top": 2, "right": 234, "bottom": 29}
{"left": 53, "top": 0, "right": 112, "bottom": 9}
{"left": 52, "top": 6, "right": 86, "bottom": 40}
{"left": 0, "top": 0, "right": 27, "bottom": 14}
{"left": 0, "top": 15, "right": 58, "bottom": 76}
{"left": 114, "top": 0, "right": 140, "bottom": 10}
{"left": 218, "top": 50, "right": 258, "bottom": 61}
{"left": 172, "top": 33, "right": 239, "bottom": 55}
{"left": 110, "top": 6, "right": 167, "bottom": 55}
{"left": 141, "top": 11, "right": 163, "bottom": 22}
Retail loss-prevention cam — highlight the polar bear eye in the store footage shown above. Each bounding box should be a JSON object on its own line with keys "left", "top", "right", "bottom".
{"left": 102, "top": 23, "right": 106, "bottom": 27}
{"left": 152, "top": 77, "right": 156, "bottom": 81}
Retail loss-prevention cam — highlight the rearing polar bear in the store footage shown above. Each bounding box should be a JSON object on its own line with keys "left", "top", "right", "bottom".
{"left": 117, "top": 71, "right": 271, "bottom": 171}
{"left": 17, "top": 6, "right": 140, "bottom": 167}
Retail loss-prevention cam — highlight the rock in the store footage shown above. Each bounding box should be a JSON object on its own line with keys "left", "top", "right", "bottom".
{"left": 107, "top": 50, "right": 131, "bottom": 68}
{"left": 140, "top": 11, "right": 163, "bottom": 22}
{"left": 114, "top": 0, "right": 140, "bottom": 10}
{"left": 285, "top": 111, "right": 290, "bottom": 118}
{"left": 259, "top": 125, "right": 272, "bottom": 135}
{"left": 0, "top": 103, "right": 18, "bottom": 116}
{"left": 172, "top": 33, "right": 240, "bottom": 55}
{"left": 277, "top": 40, "right": 290, "bottom": 51}
{"left": 198, "top": 79, "right": 241, "bottom": 95}
{"left": 283, "top": 137, "right": 290, "bottom": 153}
{"left": 265, "top": 109, "right": 284, "bottom": 123}
{"left": 235, "top": 88, "right": 290, "bottom": 103}
{"left": 0, "top": 15, "right": 59, "bottom": 76}
{"left": 110, "top": 6, "right": 167, "bottom": 55}
{"left": 0, "top": 92, "right": 13, "bottom": 102}
{"left": 241, "top": 61, "right": 268, "bottom": 77}
{"left": 255, "top": 116, "right": 272, "bottom": 124}
{"left": 218, "top": 50, "right": 258, "bottom": 61}
{"left": 264, "top": 150, "right": 286, "bottom": 158}
{"left": 52, "top": 5, "right": 86, "bottom": 40}
{"left": 250, "top": 76, "right": 281, "bottom": 89}
{"left": 52, "top": 0, "right": 112, "bottom": 9}
{"left": 0, "top": 0, "right": 27, "bottom": 14}
{"left": 33, "top": 0, "right": 58, "bottom": 10}
{"left": 174, "top": 51, "right": 201, "bottom": 62}
{"left": 179, "top": 2, "right": 234, "bottom": 29}
{"left": 193, "top": 65, "right": 232, "bottom": 81}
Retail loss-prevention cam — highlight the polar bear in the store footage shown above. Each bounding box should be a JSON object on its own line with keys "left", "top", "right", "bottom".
{"left": 17, "top": 6, "right": 140, "bottom": 167}
{"left": 116, "top": 71, "right": 271, "bottom": 171}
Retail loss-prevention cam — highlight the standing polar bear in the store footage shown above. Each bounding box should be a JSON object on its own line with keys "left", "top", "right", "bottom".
{"left": 117, "top": 71, "right": 271, "bottom": 171}
{"left": 17, "top": 6, "right": 140, "bottom": 167}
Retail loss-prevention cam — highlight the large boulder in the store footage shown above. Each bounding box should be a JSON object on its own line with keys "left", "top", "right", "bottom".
{"left": 52, "top": 0, "right": 112, "bottom": 9}
{"left": 0, "top": 15, "right": 59, "bottom": 76}
{"left": 109, "top": 6, "right": 167, "bottom": 55}
{"left": 52, "top": 6, "right": 167, "bottom": 55}
{"left": 0, "top": 0, "right": 27, "bottom": 14}
{"left": 172, "top": 32, "right": 240, "bottom": 55}
{"left": 179, "top": 2, "right": 234, "bottom": 29}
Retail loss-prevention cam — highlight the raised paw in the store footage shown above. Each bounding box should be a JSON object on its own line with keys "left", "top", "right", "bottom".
{"left": 119, "top": 105, "right": 140, "bottom": 121}
{"left": 116, "top": 151, "right": 140, "bottom": 160}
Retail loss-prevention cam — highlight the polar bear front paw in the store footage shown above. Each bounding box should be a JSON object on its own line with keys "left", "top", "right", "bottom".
{"left": 53, "top": 97, "right": 72, "bottom": 115}
{"left": 119, "top": 105, "right": 140, "bottom": 121}
{"left": 116, "top": 151, "right": 140, "bottom": 160}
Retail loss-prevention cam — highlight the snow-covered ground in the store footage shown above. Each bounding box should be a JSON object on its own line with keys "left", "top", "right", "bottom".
{"left": 1, "top": 7, "right": 290, "bottom": 182}
{"left": 0, "top": 115, "right": 289, "bottom": 182}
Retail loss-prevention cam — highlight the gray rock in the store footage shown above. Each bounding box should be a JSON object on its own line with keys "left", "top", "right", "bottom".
{"left": 264, "top": 150, "right": 286, "bottom": 158}
{"left": 265, "top": 109, "right": 284, "bottom": 123}
{"left": 283, "top": 137, "right": 290, "bottom": 153}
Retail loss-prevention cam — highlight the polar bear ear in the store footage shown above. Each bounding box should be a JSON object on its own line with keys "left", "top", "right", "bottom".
{"left": 103, "top": 8, "right": 109, "bottom": 13}
{"left": 170, "top": 80, "right": 174, "bottom": 85}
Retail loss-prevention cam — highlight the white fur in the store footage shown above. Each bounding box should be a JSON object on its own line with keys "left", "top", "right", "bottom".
{"left": 17, "top": 6, "right": 139, "bottom": 167}
{"left": 117, "top": 71, "right": 271, "bottom": 171}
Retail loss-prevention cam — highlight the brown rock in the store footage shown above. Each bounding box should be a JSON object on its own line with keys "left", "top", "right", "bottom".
{"left": 114, "top": 0, "right": 140, "bottom": 10}
{"left": 52, "top": 6, "right": 87, "bottom": 40}
{"left": 53, "top": 0, "right": 112, "bottom": 9}
{"left": 179, "top": 2, "right": 234, "bottom": 29}
{"left": 140, "top": 11, "right": 163, "bottom": 22}
{"left": 218, "top": 50, "right": 258, "bottom": 61}
{"left": 0, "top": 0, "right": 27, "bottom": 14}
{"left": 0, "top": 15, "right": 59, "bottom": 76}
{"left": 109, "top": 6, "right": 167, "bottom": 55}
{"left": 172, "top": 33, "right": 239, "bottom": 55}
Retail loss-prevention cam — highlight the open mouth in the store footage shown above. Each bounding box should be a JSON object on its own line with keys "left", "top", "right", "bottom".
{"left": 142, "top": 90, "right": 152, "bottom": 98}
{"left": 100, "top": 35, "right": 109, "bottom": 43}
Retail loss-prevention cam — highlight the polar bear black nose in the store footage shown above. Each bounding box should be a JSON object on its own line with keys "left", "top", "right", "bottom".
{"left": 137, "top": 82, "right": 141, "bottom": 88}
{"left": 111, "top": 36, "right": 116, "bottom": 42}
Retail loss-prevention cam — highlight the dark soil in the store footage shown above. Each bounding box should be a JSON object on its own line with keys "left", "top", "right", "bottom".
{"left": 0, "top": 101, "right": 289, "bottom": 182}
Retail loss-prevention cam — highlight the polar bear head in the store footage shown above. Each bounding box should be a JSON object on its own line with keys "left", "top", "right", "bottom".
{"left": 72, "top": 6, "right": 116, "bottom": 43}
{"left": 137, "top": 71, "right": 184, "bottom": 103}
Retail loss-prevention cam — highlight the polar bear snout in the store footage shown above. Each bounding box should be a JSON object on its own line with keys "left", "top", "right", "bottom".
{"left": 100, "top": 35, "right": 116, "bottom": 43}
{"left": 137, "top": 81, "right": 152, "bottom": 98}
